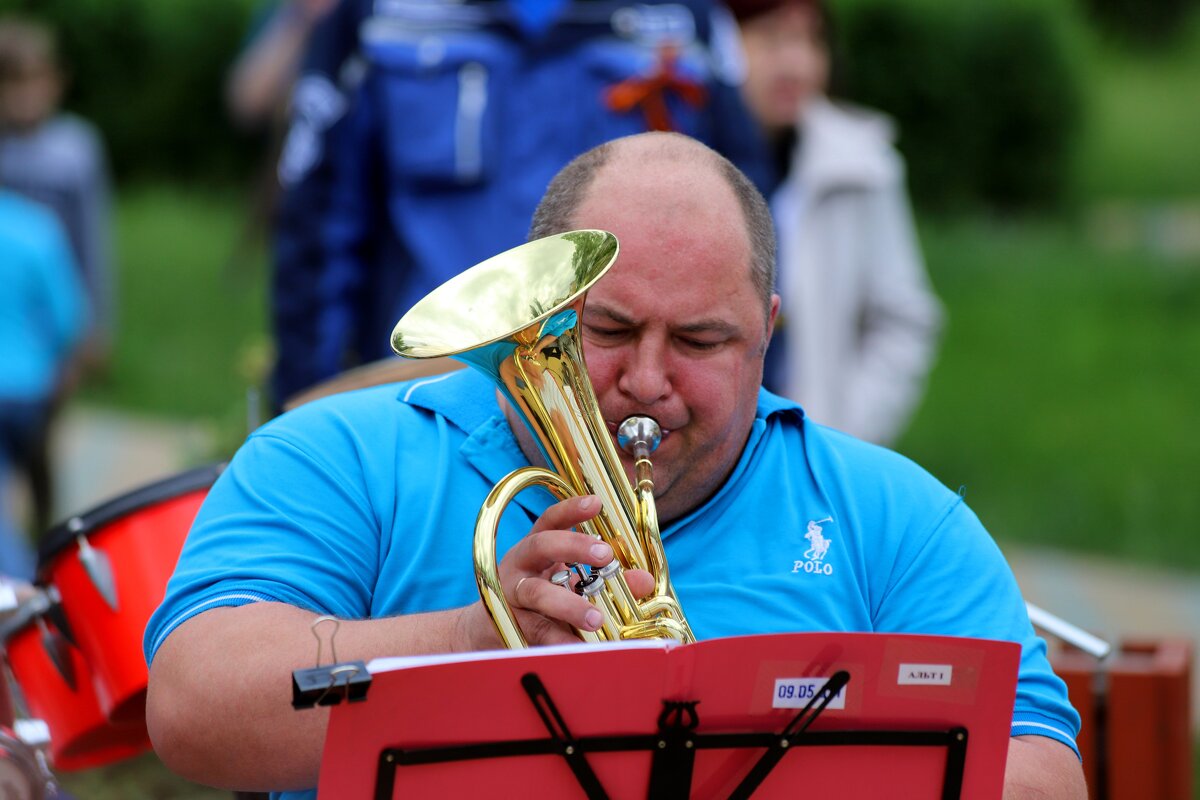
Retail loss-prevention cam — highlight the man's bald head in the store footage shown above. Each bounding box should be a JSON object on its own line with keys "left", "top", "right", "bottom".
{"left": 529, "top": 133, "right": 776, "bottom": 323}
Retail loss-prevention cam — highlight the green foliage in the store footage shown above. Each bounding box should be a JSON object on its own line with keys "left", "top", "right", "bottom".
{"left": 1075, "top": 17, "right": 1200, "bottom": 201}
{"left": 1083, "top": 0, "right": 1199, "bottom": 46}
{"left": 0, "top": 0, "right": 262, "bottom": 183}
{"left": 901, "top": 217, "right": 1200, "bottom": 569}
{"left": 829, "top": 0, "right": 1084, "bottom": 213}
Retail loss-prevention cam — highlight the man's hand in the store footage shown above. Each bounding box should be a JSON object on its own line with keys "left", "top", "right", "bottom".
{"left": 458, "top": 495, "right": 654, "bottom": 650}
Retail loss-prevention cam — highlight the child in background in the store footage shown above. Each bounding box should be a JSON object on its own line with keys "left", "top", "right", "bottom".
{"left": 0, "top": 16, "right": 113, "bottom": 374}
{"left": 0, "top": 189, "right": 88, "bottom": 574}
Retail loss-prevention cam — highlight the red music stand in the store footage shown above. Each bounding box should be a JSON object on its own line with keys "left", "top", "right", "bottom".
{"left": 315, "top": 633, "right": 1019, "bottom": 799}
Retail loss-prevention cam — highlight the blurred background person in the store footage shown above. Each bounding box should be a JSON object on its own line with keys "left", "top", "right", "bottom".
{"left": 0, "top": 16, "right": 113, "bottom": 377}
{"left": 223, "top": 0, "right": 342, "bottom": 356}
{"left": 0, "top": 186, "right": 88, "bottom": 575}
{"left": 728, "top": 0, "right": 942, "bottom": 447}
{"left": 268, "top": 0, "right": 772, "bottom": 411}
{"left": 225, "top": 0, "right": 342, "bottom": 131}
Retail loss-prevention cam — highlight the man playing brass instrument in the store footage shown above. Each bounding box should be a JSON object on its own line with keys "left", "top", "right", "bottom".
{"left": 145, "top": 133, "right": 1085, "bottom": 799}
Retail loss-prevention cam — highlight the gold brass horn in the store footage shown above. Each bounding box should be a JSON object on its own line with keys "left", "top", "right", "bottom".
{"left": 391, "top": 230, "right": 694, "bottom": 649}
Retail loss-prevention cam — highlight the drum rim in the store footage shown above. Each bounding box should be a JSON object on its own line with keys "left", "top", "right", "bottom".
{"left": 37, "top": 462, "right": 226, "bottom": 565}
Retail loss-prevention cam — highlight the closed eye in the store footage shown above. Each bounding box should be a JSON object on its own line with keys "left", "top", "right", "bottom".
{"left": 583, "top": 324, "right": 631, "bottom": 344}
{"left": 677, "top": 336, "right": 726, "bottom": 353}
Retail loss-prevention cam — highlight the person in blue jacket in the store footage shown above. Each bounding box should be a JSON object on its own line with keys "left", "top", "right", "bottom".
{"left": 146, "top": 132, "right": 1084, "bottom": 799}
{"left": 0, "top": 189, "right": 87, "bottom": 575}
{"left": 269, "top": 0, "right": 772, "bottom": 409}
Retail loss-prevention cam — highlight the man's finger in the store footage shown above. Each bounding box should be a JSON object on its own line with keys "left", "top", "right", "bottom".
{"left": 512, "top": 576, "right": 606, "bottom": 635}
{"left": 530, "top": 494, "right": 601, "bottom": 535}
{"left": 520, "top": 529, "right": 613, "bottom": 570}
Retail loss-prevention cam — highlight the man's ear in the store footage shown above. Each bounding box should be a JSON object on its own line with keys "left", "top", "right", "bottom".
{"left": 764, "top": 293, "right": 782, "bottom": 350}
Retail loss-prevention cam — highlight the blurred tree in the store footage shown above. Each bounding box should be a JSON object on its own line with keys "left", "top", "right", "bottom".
{"left": 0, "top": 0, "right": 260, "bottom": 183}
{"left": 1083, "top": 0, "right": 1198, "bottom": 46}
{"left": 830, "top": 0, "right": 1084, "bottom": 214}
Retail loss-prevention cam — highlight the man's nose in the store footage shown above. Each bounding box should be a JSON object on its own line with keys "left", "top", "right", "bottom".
{"left": 617, "top": 339, "right": 671, "bottom": 405}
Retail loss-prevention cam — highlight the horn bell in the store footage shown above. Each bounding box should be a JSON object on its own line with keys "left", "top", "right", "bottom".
{"left": 390, "top": 230, "right": 694, "bottom": 649}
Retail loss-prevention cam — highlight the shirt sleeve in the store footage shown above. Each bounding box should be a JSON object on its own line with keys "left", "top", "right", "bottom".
{"left": 143, "top": 418, "right": 384, "bottom": 666}
{"left": 872, "top": 497, "right": 1082, "bottom": 757}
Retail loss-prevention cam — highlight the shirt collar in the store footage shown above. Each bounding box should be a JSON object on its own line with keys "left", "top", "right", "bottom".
{"left": 757, "top": 385, "right": 805, "bottom": 422}
{"left": 398, "top": 367, "right": 497, "bottom": 432}
{"left": 400, "top": 368, "right": 549, "bottom": 518}
{"left": 401, "top": 370, "right": 806, "bottom": 521}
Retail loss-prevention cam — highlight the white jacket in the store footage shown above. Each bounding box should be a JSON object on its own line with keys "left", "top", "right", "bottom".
{"left": 772, "top": 97, "right": 943, "bottom": 446}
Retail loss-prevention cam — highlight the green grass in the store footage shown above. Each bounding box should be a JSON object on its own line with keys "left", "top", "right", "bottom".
{"left": 77, "top": 184, "right": 270, "bottom": 450}
{"left": 56, "top": 752, "right": 229, "bottom": 800}
{"left": 901, "top": 217, "right": 1200, "bottom": 569}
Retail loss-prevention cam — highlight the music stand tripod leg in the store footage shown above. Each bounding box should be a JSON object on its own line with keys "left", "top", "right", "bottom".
{"left": 521, "top": 673, "right": 610, "bottom": 800}
{"left": 727, "top": 670, "right": 851, "bottom": 800}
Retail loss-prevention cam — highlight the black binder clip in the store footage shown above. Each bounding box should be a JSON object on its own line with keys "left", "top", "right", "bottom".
{"left": 291, "top": 615, "right": 371, "bottom": 710}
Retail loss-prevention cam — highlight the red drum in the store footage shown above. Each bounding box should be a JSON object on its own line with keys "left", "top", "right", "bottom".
{"left": 2, "top": 605, "right": 149, "bottom": 771}
{"left": 35, "top": 463, "right": 224, "bottom": 725}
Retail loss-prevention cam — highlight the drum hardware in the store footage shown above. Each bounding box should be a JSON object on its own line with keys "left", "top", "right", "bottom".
{"left": 2, "top": 463, "right": 225, "bottom": 769}
{"left": 2, "top": 585, "right": 151, "bottom": 772}
{"left": 0, "top": 722, "right": 56, "bottom": 800}
{"left": 66, "top": 520, "right": 118, "bottom": 613}
{"left": 39, "top": 463, "right": 224, "bottom": 724}
{"left": 0, "top": 580, "right": 39, "bottom": 619}
{"left": 2, "top": 602, "right": 71, "bottom": 795}
{"left": 10, "top": 719, "right": 49, "bottom": 751}
{"left": 0, "top": 584, "right": 19, "bottom": 614}
{"left": 34, "top": 618, "right": 74, "bottom": 693}
{"left": 391, "top": 231, "right": 694, "bottom": 649}
{"left": 5, "top": 705, "right": 56, "bottom": 800}
{"left": 0, "top": 587, "right": 76, "bottom": 693}
{"left": 39, "top": 599, "right": 74, "bottom": 652}
{"left": 291, "top": 617, "right": 371, "bottom": 710}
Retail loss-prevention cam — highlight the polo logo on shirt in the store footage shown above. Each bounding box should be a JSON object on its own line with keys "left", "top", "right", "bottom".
{"left": 793, "top": 517, "right": 834, "bottom": 576}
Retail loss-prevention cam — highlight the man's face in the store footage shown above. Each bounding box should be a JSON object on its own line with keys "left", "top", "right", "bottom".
{"left": 572, "top": 157, "right": 778, "bottom": 524}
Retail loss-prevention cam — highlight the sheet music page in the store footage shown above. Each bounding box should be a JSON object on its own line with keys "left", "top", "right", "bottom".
{"left": 368, "top": 637, "right": 675, "bottom": 674}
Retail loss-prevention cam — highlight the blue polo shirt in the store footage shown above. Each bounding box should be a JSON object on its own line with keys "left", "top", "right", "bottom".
{"left": 146, "top": 369, "right": 1079, "bottom": 799}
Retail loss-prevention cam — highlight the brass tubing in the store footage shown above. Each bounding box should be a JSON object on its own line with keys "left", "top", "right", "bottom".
{"left": 395, "top": 231, "right": 697, "bottom": 650}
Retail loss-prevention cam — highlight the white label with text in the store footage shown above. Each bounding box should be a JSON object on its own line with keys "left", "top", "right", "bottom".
{"left": 897, "top": 663, "right": 953, "bottom": 685}
{"left": 772, "top": 677, "right": 847, "bottom": 709}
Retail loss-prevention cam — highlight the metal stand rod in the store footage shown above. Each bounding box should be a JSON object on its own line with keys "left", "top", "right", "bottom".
{"left": 1026, "top": 602, "right": 1112, "bottom": 660}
